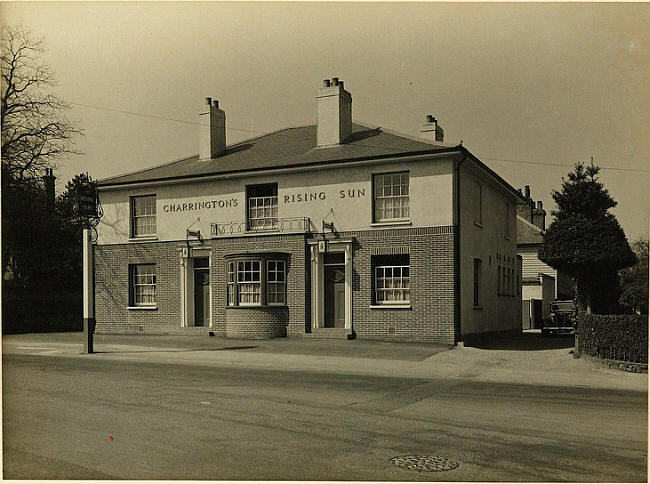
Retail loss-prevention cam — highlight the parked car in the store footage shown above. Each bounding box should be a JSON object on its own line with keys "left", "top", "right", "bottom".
{"left": 541, "top": 300, "right": 577, "bottom": 335}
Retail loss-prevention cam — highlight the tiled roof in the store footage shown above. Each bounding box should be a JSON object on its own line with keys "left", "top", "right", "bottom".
{"left": 99, "top": 123, "right": 452, "bottom": 187}
{"left": 517, "top": 215, "right": 544, "bottom": 245}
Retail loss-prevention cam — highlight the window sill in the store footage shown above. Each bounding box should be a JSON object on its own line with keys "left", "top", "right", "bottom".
{"left": 369, "top": 304, "right": 412, "bottom": 309}
{"left": 127, "top": 306, "right": 158, "bottom": 311}
{"left": 370, "top": 221, "right": 412, "bottom": 228}
{"left": 129, "top": 236, "right": 158, "bottom": 242}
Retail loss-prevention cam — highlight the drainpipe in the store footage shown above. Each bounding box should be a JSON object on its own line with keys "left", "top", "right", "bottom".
{"left": 454, "top": 150, "right": 467, "bottom": 345}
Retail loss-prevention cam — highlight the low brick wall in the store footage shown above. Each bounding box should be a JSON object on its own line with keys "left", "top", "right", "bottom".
{"left": 226, "top": 306, "right": 289, "bottom": 338}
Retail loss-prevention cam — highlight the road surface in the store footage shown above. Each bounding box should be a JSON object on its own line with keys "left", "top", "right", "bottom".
{"left": 3, "top": 353, "right": 647, "bottom": 481}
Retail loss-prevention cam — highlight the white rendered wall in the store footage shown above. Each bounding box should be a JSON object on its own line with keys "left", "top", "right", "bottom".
{"left": 97, "top": 157, "right": 455, "bottom": 245}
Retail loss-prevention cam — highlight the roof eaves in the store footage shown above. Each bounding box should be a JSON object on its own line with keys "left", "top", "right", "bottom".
{"left": 98, "top": 146, "right": 463, "bottom": 189}
{"left": 461, "top": 146, "right": 527, "bottom": 202}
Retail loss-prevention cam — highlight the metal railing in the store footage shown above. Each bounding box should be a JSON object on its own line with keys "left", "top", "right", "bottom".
{"left": 212, "top": 217, "right": 312, "bottom": 237}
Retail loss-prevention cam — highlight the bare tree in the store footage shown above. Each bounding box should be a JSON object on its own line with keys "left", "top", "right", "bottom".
{"left": 1, "top": 25, "right": 81, "bottom": 186}
{"left": 2, "top": 25, "right": 82, "bottom": 284}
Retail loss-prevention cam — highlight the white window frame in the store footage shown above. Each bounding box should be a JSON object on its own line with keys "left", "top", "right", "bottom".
{"left": 248, "top": 196, "right": 278, "bottom": 230}
{"left": 131, "top": 194, "right": 156, "bottom": 237}
{"left": 375, "top": 263, "right": 410, "bottom": 304}
{"left": 237, "top": 260, "right": 262, "bottom": 305}
{"left": 131, "top": 264, "right": 156, "bottom": 306}
{"left": 266, "top": 260, "right": 286, "bottom": 305}
{"left": 227, "top": 261, "right": 235, "bottom": 307}
{"left": 373, "top": 172, "right": 410, "bottom": 223}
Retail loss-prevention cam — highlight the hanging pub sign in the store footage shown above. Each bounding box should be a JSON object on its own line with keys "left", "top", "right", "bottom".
{"left": 76, "top": 181, "right": 99, "bottom": 218}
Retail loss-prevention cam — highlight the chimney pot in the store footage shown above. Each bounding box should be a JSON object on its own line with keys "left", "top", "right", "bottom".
{"left": 524, "top": 185, "right": 530, "bottom": 199}
{"left": 426, "top": 114, "right": 434, "bottom": 123}
{"left": 317, "top": 77, "right": 352, "bottom": 146}
{"left": 537, "top": 201, "right": 543, "bottom": 210}
{"left": 199, "top": 96, "right": 226, "bottom": 160}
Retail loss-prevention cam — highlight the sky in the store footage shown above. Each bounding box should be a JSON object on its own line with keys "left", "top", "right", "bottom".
{"left": 2, "top": 2, "right": 648, "bottom": 240}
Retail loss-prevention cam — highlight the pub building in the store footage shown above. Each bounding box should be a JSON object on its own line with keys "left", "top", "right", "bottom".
{"left": 95, "top": 78, "right": 524, "bottom": 344}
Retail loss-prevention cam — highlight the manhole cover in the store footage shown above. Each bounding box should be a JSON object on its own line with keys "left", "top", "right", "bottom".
{"left": 390, "top": 455, "right": 459, "bottom": 472}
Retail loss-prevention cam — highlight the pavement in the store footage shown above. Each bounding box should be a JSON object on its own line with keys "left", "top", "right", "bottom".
{"left": 3, "top": 331, "right": 647, "bottom": 392}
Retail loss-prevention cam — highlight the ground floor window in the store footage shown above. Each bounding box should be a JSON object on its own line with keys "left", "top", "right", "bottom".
{"left": 473, "top": 258, "right": 482, "bottom": 306}
{"left": 267, "top": 260, "right": 286, "bottom": 304}
{"left": 237, "top": 260, "right": 261, "bottom": 305}
{"left": 226, "top": 256, "right": 287, "bottom": 306}
{"left": 373, "top": 254, "right": 410, "bottom": 304}
{"left": 130, "top": 263, "right": 156, "bottom": 306}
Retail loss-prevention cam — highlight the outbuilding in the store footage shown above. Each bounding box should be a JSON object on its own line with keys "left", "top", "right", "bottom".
{"left": 94, "top": 78, "right": 524, "bottom": 344}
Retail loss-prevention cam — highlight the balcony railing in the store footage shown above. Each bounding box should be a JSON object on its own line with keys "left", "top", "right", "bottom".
{"left": 212, "top": 217, "right": 312, "bottom": 237}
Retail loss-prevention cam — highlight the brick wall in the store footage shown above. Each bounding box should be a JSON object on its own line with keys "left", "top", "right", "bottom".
{"left": 93, "top": 227, "right": 457, "bottom": 344}
{"left": 343, "top": 226, "right": 456, "bottom": 344}
{"left": 226, "top": 306, "right": 289, "bottom": 338}
{"left": 94, "top": 241, "right": 181, "bottom": 334}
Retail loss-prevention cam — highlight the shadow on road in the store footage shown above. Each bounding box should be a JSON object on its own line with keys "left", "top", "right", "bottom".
{"left": 467, "top": 332, "right": 575, "bottom": 351}
{"left": 93, "top": 346, "right": 259, "bottom": 354}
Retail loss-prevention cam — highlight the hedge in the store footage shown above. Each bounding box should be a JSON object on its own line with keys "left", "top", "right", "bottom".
{"left": 577, "top": 314, "right": 648, "bottom": 363}
{"left": 2, "top": 287, "right": 83, "bottom": 334}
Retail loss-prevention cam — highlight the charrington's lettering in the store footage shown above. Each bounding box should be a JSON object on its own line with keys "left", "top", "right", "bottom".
{"left": 163, "top": 198, "right": 238, "bottom": 213}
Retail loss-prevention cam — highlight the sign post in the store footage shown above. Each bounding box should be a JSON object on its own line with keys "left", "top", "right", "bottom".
{"left": 77, "top": 177, "right": 100, "bottom": 355}
{"left": 83, "top": 227, "right": 95, "bottom": 354}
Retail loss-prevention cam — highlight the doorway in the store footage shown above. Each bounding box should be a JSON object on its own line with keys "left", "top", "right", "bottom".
{"left": 323, "top": 252, "right": 346, "bottom": 328}
{"left": 193, "top": 258, "right": 210, "bottom": 326}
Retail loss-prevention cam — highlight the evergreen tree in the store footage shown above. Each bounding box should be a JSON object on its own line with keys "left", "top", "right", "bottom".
{"left": 538, "top": 162, "right": 636, "bottom": 314}
{"left": 619, "top": 239, "right": 649, "bottom": 315}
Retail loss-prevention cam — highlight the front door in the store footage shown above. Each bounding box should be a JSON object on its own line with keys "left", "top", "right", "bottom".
{"left": 324, "top": 264, "right": 345, "bottom": 328}
{"left": 193, "top": 258, "right": 210, "bottom": 326}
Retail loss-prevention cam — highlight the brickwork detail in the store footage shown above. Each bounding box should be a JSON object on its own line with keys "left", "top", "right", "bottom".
{"left": 226, "top": 306, "right": 288, "bottom": 338}
{"left": 94, "top": 227, "right": 457, "bottom": 343}
{"left": 342, "top": 228, "right": 456, "bottom": 344}
{"left": 94, "top": 242, "right": 181, "bottom": 334}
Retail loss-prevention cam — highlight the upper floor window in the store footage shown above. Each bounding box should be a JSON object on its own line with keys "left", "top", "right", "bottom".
{"left": 473, "top": 181, "right": 483, "bottom": 225}
{"left": 130, "top": 264, "right": 156, "bottom": 306}
{"left": 373, "top": 172, "right": 409, "bottom": 222}
{"left": 247, "top": 183, "right": 278, "bottom": 231}
{"left": 373, "top": 254, "right": 410, "bottom": 304}
{"left": 131, "top": 195, "right": 156, "bottom": 237}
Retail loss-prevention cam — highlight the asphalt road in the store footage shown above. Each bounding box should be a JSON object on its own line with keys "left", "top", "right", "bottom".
{"left": 3, "top": 353, "right": 647, "bottom": 481}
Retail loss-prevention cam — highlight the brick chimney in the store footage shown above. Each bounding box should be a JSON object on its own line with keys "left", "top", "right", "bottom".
{"left": 317, "top": 77, "right": 352, "bottom": 147}
{"left": 42, "top": 168, "right": 55, "bottom": 212}
{"left": 517, "top": 185, "right": 534, "bottom": 222}
{"left": 420, "top": 114, "right": 444, "bottom": 142}
{"left": 532, "top": 200, "right": 546, "bottom": 230}
{"left": 199, "top": 97, "right": 226, "bottom": 160}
